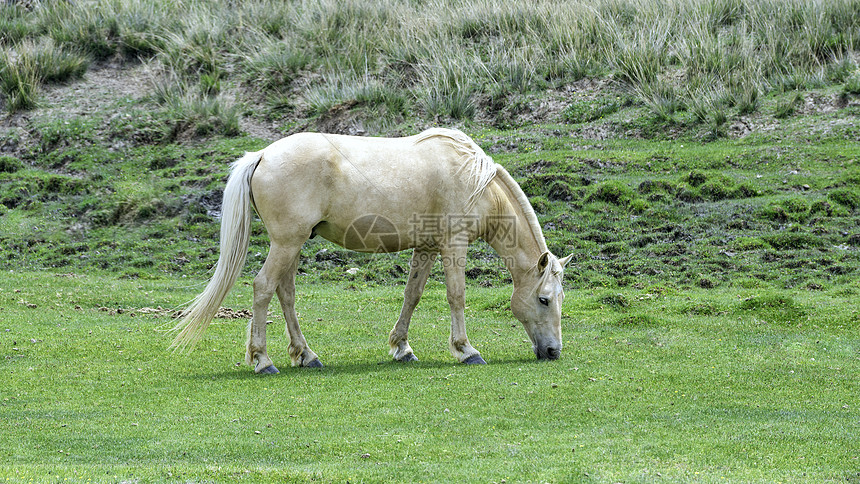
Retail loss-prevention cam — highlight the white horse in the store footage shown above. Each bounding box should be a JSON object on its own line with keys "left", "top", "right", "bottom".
{"left": 171, "top": 128, "right": 571, "bottom": 373}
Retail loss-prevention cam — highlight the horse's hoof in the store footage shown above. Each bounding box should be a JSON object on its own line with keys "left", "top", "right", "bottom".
{"left": 258, "top": 365, "right": 280, "bottom": 375}
{"left": 397, "top": 353, "right": 419, "bottom": 363}
{"left": 304, "top": 359, "right": 324, "bottom": 368}
{"left": 463, "top": 354, "right": 487, "bottom": 365}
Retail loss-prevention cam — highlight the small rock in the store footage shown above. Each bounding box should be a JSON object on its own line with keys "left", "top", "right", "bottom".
{"left": 346, "top": 267, "right": 360, "bottom": 275}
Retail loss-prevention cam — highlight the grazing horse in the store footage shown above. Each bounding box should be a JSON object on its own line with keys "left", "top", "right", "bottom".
{"left": 171, "top": 128, "right": 572, "bottom": 373}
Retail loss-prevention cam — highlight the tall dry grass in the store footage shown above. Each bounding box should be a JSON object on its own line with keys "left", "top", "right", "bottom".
{"left": 1, "top": 0, "right": 858, "bottom": 121}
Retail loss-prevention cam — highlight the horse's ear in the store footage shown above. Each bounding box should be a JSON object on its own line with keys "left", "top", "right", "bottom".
{"left": 559, "top": 254, "right": 573, "bottom": 268}
{"left": 537, "top": 251, "right": 551, "bottom": 272}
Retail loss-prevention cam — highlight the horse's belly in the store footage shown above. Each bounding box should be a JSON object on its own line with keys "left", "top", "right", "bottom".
{"left": 313, "top": 217, "right": 418, "bottom": 253}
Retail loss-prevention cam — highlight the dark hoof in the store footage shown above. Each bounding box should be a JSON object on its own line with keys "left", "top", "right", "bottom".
{"left": 304, "top": 359, "right": 324, "bottom": 368}
{"left": 258, "top": 365, "right": 280, "bottom": 375}
{"left": 463, "top": 354, "right": 487, "bottom": 365}
{"left": 397, "top": 353, "right": 419, "bottom": 363}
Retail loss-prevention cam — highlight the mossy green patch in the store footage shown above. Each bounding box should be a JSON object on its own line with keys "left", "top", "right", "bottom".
{"left": 737, "top": 293, "right": 807, "bottom": 325}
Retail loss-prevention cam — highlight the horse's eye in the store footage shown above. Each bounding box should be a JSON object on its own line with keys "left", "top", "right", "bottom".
{"left": 538, "top": 296, "right": 550, "bottom": 306}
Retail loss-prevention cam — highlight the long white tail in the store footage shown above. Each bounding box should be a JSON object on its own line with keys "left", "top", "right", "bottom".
{"left": 170, "top": 151, "right": 263, "bottom": 352}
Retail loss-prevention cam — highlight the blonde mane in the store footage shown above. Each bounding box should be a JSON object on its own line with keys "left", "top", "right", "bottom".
{"left": 492, "top": 164, "right": 549, "bottom": 255}
{"left": 415, "top": 128, "right": 497, "bottom": 212}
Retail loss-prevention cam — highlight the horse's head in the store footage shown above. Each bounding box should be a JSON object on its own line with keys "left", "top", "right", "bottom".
{"left": 511, "top": 251, "right": 572, "bottom": 360}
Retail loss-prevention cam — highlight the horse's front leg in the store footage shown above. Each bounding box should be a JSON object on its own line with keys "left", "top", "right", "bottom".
{"left": 389, "top": 248, "right": 437, "bottom": 362}
{"left": 441, "top": 246, "right": 485, "bottom": 365}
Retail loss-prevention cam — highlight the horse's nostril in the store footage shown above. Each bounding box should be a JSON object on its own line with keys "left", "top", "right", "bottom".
{"left": 535, "top": 346, "right": 561, "bottom": 360}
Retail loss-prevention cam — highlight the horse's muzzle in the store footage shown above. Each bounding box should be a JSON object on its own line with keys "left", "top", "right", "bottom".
{"left": 535, "top": 345, "right": 561, "bottom": 360}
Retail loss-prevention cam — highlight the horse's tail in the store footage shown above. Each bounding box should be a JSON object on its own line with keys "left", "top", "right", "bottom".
{"left": 170, "top": 150, "right": 263, "bottom": 352}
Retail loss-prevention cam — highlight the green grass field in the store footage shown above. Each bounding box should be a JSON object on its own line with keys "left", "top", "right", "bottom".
{"left": 1, "top": 271, "right": 858, "bottom": 483}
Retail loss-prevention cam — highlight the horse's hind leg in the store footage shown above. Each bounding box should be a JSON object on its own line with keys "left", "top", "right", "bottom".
{"left": 246, "top": 243, "right": 301, "bottom": 374}
{"left": 389, "top": 248, "right": 437, "bottom": 362}
{"left": 275, "top": 252, "right": 322, "bottom": 368}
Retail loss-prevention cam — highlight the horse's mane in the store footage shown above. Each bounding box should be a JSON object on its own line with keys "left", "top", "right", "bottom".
{"left": 414, "top": 128, "right": 497, "bottom": 212}
{"left": 493, "top": 164, "right": 549, "bottom": 255}
{"left": 415, "top": 128, "right": 548, "bottom": 255}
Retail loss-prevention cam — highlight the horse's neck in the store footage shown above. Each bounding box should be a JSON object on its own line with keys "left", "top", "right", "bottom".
{"left": 484, "top": 170, "right": 546, "bottom": 285}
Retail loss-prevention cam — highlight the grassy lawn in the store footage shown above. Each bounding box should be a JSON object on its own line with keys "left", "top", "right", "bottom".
{"left": 1, "top": 271, "right": 858, "bottom": 483}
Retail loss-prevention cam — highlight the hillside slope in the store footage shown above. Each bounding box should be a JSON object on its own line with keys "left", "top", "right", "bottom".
{"left": 1, "top": 0, "right": 859, "bottom": 290}
{"left": 1, "top": 57, "right": 858, "bottom": 293}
